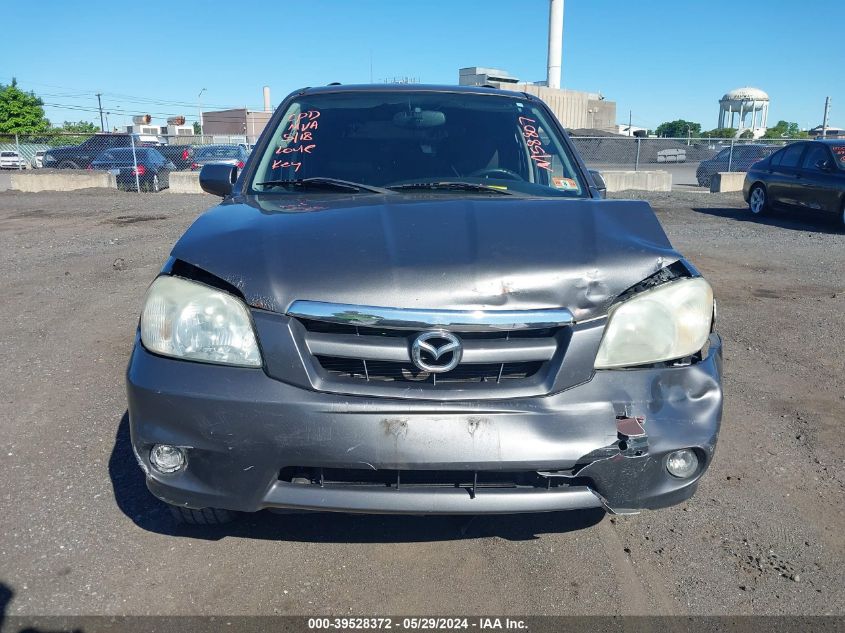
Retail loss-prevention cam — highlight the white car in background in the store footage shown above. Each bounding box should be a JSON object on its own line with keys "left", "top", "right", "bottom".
{"left": 0, "top": 151, "right": 27, "bottom": 169}
{"left": 32, "top": 150, "right": 46, "bottom": 169}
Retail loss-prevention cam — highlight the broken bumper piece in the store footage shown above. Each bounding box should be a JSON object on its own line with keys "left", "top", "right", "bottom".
{"left": 127, "top": 333, "right": 723, "bottom": 515}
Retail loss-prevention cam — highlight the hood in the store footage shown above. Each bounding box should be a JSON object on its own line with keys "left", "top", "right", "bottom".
{"left": 170, "top": 195, "right": 681, "bottom": 321}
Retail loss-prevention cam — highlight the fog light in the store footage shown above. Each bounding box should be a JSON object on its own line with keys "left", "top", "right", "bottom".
{"left": 666, "top": 449, "right": 699, "bottom": 479}
{"left": 150, "top": 444, "right": 186, "bottom": 473}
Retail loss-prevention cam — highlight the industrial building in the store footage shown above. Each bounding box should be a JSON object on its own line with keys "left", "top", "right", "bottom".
{"left": 201, "top": 86, "right": 274, "bottom": 143}
{"left": 458, "top": 67, "right": 617, "bottom": 133}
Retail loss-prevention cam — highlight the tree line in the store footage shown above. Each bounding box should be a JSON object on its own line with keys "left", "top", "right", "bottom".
{"left": 0, "top": 78, "right": 100, "bottom": 136}
{"left": 654, "top": 118, "right": 808, "bottom": 140}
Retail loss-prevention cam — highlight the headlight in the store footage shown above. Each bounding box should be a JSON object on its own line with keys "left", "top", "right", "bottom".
{"left": 140, "top": 276, "right": 262, "bottom": 367}
{"left": 594, "top": 277, "right": 713, "bottom": 369}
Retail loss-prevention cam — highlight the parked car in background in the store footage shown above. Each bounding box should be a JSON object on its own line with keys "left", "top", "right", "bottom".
{"left": 190, "top": 144, "right": 248, "bottom": 170}
{"left": 42, "top": 133, "right": 155, "bottom": 170}
{"left": 157, "top": 144, "right": 195, "bottom": 171}
{"left": 0, "top": 150, "right": 28, "bottom": 169}
{"left": 743, "top": 139, "right": 845, "bottom": 227}
{"left": 90, "top": 147, "right": 174, "bottom": 192}
{"left": 696, "top": 144, "right": 778, "bottom": 187}
{"left": 128, "top": 84, "right": 722, "bottom": 525}
{"left": 31, "top": 150, "right": 46, "bottom": 169}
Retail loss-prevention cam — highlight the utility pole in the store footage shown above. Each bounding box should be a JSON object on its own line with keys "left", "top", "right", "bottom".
{"left": 821, "top": 96, "right": 831, "bottom": 138}
{"left": 96, "top": 93, "right": 105, "bottom": 132}
{"left": 628, "top": 110, "right": 632, "bottom": 136}
{"left": 198, "top": 88, "right": 207, "bottom": 138}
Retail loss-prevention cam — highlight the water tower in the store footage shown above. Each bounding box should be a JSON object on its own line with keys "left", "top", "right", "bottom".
{"left": 718, "top": 87, "right": 769, "bottom": 138}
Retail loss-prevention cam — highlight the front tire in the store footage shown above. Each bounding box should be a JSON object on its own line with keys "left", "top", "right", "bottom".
{"left": 168, "top": 505, "right": 237, "bottom": 526}
{"left": 748, "top": 184, "right": 768, "bottom": 215}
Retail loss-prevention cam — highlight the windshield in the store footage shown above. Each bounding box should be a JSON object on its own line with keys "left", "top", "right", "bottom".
{"left": 251, "top": 91, "right": 587, "bottom": 197}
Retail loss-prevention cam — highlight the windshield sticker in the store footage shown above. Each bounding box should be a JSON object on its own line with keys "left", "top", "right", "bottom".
{"left": 553, "top": 177, "right": 578, "bottom": 190}
{"left": 273, "top": 110, "right": 321, "bottom": 172}
{"left": 518, "top": 116, "right": 553, "bottom": 171}
{"left": 832, "top": 146, "right": 845, "bottom": 165}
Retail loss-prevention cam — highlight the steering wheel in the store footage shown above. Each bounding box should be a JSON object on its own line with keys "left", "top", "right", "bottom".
{"left": 469, "top": 167, "right": 525, "bottom": 181}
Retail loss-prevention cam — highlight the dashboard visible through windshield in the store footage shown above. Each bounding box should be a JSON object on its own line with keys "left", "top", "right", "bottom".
{"left": 251, "top": 90, "right": 587, "bottom": 197}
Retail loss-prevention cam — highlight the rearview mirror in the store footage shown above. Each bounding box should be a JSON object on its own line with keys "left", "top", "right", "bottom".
{"left": 588, "top": 170, "right": 607, "bottom": 199}
{"left": 199, "top": 163, "right": 237, "bottom": 197}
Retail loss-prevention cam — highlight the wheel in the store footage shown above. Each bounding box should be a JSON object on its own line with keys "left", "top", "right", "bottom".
{"left": 58, "top": 160, "right": 80, "bottom": 170}
{"left": 168, "top": 505, "right": 237, "bottom": 526}
{"left": 839, "top": 201, "right": 845, "bottom": 230}
{"left": 748, "top": 184, "right": 768, "bottom": 215}
{"left": 698, "top": 176, "right": 711, "bottom": 188}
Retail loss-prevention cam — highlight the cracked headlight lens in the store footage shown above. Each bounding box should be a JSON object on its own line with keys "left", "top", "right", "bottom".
{"left": 140, "top": 276, "right": 262, "bottom": 367}
{"left": 594, "top": 277, "right": 713, "bottom": 369}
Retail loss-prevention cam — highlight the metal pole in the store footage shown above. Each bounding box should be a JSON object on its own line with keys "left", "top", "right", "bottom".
{"left": 628, "top": 110, "right": 632, "bottom": 136}
{"left": 635, "top": 137, "right": 640, "bottom": 171}
{"left": 198, "top": 88, "right": 206, "bottom": 139}
{"left": 728, "top": 139, "right": 734, "bottom": 172}
{"left": 15, "top": 134, "right": 22, "bottom": 170}
{"left": 130, "top": 133, "right": 141, "bottom": 193}
{"left": 547, "top": 0, "right": 564, "bottom": 89}
{"left": 96, "top": 93, "right": 105, "bottom": 132}
{"left": 821, "top": 97, "right": 831, "bottom": 138}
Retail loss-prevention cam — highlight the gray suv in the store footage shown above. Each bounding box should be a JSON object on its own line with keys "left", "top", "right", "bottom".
{"left": 126, "top": 85, "right": 723, "bottom": 525}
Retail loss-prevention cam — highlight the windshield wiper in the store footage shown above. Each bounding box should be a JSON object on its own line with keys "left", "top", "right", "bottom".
{"left": 387, "top": 181, "right": 518, "bottom": 195}
{"left": 255, "top": 177, "right": 393, "bottom": 194}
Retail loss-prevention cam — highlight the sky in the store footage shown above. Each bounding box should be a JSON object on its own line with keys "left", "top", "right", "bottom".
{"left": 1, "top": 0, "right": 843, "bottom": 132}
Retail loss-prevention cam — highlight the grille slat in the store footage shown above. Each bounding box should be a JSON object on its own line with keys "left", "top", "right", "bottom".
{"left": 315, "top": 356, "right": 542, "bottom": 384}
{"left": 296, "top": 314, "right": 562, "bottom": 389}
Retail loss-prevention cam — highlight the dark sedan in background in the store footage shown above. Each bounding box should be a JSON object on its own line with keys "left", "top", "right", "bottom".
{"left": 696, "top": 143, "right": 777, "bottom": 187}
{"left": 743, "top": 139, "right": 845, "bottom": 227}
{"left": 90, "top": 148, "right": 174, "bottom": 192}
{"left": 189, "top": 144, "right": 248, "bottom": 171}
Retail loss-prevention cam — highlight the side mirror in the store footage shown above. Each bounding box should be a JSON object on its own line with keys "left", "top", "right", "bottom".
{"left": 199, "top": 163, "right": 237, "bottom": 197}
{"left": 588, "top": 169, "right": 607, "bottom": 199}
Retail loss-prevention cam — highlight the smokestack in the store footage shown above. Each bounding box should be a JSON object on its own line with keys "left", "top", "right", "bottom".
{"left": 547, "top": 0, "right": 564, "bottom": 90}
{"left": 263, "top": 86, "right": 272, "bottom": 112}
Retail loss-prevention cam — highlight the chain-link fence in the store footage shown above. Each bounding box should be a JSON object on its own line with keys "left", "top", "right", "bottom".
{"left": 570, "top": 136, "right": 805, "bottom": 187}
{"left": 0, "top": 132, "right": 253, "bottom": 193}
{"left": 2, "top": 132, "right": 808, "bottom": 191}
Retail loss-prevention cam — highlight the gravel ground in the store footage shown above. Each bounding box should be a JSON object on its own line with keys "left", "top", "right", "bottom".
{"left": 0, "top": 188, "right": 843, "bottom": 616}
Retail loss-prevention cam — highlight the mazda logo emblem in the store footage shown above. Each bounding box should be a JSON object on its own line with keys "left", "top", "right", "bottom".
{"left": 410, "top": 330, "right": 463, "bottom": 373}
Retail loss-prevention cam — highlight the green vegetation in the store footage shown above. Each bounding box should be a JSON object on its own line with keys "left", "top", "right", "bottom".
{"left": 762, "top": 120, "right": 808, "bottom": 139}
{"left": 0, "top": 78, "right": 51, "bottom": 134}
{"left": 655, "top": 119, "right": 701, "bottom": 138}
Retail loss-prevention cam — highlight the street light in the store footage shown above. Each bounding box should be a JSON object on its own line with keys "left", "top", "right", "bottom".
{"left": 198, "top": 88, "right": 207, "bottom": 137}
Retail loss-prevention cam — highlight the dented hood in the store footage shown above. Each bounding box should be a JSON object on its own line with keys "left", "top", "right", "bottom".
{"left": 170, "top": 195, "right": 681, "bottom": 321}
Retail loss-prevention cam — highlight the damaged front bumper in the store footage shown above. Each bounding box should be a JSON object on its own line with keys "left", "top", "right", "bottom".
{"left": 126, "top": 333, "right": 723, "bottom": 515}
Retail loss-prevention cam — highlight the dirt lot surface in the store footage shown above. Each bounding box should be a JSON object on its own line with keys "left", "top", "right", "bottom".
{"left": 0, "top": 188, "right": 843, "bottom": 616}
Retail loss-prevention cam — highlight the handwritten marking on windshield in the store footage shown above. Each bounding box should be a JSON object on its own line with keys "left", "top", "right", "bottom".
{"left": 273, "top": 110, "right": 321, "bottom": 172}
{"left": 275, "top": 144, "right": 316, "bottom": 155}
{"left": 518, "top": 116, "right": 553, "bottom": 171}
{"left": 272, "top": 160, "right": 302, "bottom": 172}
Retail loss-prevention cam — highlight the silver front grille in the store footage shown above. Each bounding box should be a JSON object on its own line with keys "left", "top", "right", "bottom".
{"left": 288, "top": 302, "right": 573, "bottom": 390}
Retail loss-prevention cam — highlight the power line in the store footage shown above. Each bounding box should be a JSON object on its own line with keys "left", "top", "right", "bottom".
{"left": 4, "top": 76, "right": 264, "bottom": 111}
